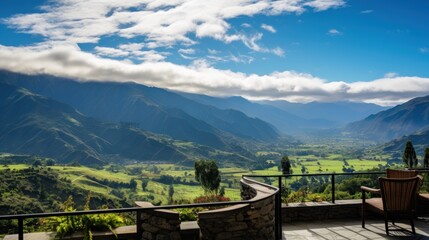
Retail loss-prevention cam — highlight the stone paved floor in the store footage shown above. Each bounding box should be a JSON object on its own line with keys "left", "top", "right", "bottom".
{"left": 283, "top": 219, "right": 429, "bottom": 240}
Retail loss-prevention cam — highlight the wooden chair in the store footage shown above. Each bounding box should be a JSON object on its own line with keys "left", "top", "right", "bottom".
{"left": 361, "top": 176, "right": 421, "bottom": 235}
{"left": 386, "top": 169, "right": 418, "bottom": 178}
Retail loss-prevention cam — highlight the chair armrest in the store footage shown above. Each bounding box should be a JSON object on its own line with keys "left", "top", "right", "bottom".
{"left": 361, "top": 186, "right": 380, "bottom": 194}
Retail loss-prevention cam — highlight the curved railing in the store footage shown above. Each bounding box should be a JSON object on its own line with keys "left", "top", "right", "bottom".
{"left": 4, "top": 170, "right": 427, "bottom": 240}
{"left": 0, "top": 176, "right": 280, "bottom": 240}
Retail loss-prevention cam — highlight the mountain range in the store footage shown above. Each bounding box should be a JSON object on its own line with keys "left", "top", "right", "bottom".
{"left": 382, "top": 127, "right": 429, "bottom": 154}
{"left": 345, "top": 95, "right": 429, "bottom": 142}
{"left": 0, "top": 81, "right": 186, "bottom": 166}
{"left": 179, "top": 92, "right": 387, "bottom": 134}
{"left": 3, "top": 69, "right": 429, "bottom": 166}
{"left": 0, "top": 71, "right": 278, "bottom": 146}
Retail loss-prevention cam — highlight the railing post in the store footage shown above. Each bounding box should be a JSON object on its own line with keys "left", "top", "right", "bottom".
{"left": 331, "top": 174, "right": 335, "bottom": 204}
{"left": 136, "top": 208, "right": 142, "bottom": 239}
{"left": 18, "top": 217, "right": 23, "bottom": 240}
{"left": 276, "top": 176, "right": 282, "bottom": 239}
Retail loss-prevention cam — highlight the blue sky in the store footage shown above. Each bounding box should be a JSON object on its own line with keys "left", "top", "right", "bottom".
{"left": 0, "top": 0, "right": 428, "bottom": 106}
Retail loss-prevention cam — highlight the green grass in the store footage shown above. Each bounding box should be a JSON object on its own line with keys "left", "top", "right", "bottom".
{"left": 53, "top": 166, "right": 131, "bottom": 182}
{"left": 1, "top": 151, "right": 390, "bottom": 206}
{"left": 0, "top": 164, "right": 30, "bottom": 170}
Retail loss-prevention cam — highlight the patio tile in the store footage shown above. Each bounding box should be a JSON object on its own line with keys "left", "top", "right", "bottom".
{"left": 283, "top": 219, "right": 429, "bottom": 239}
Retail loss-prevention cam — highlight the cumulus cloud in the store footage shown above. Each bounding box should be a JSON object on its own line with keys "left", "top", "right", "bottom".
{"left": 261, "top": 24, "right": 276, "bottom": 33}
{"left": 1, "top": 44, "right": 428, "bottom": 106}
{"left": 94, "top": 46, "right": 129, "bottom": 57}
{"left": 178, "top": 48, "right": 196, "bottom": 55}
{"left": 327, "top": 29, "right": 342, "bottom": 36}
{"left": 178, "top": 48, "right": 196, "bottom": 60}
{"left": 384, "top": 72, "right": 398, "bottom": 78}
{"left": 304, "top": 0, "right": 345, "bottom": 11}
{"left": 94, "top": 44, "right": 167, "bottom": 62}
{"left": 4, "top": 0, "right": 346, "bottom": 50}
{"left": 2, "top": 0, "right": 424, "bottom": 107}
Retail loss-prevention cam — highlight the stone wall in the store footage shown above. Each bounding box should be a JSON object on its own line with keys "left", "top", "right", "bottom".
{"left": 197, "top": 178, "right": 276, "bottom": 240}
{"left": 136, "top": 201, "right": 181, "bottom": 240}
{"left": 282, "top": 199, "right": 361, "bottom": 223}
{"left": 135, "top": 178, "right": 278, "bottom": 240}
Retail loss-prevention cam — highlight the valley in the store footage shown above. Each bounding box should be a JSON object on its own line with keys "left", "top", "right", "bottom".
{"left": 1, "top": 70, "right": 428, "bottom": 237}
{"left": 0, "top": 142, "right": 396, "bottom": 207}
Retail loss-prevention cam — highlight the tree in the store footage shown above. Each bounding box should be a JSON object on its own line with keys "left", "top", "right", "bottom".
{"left": 168, "top": 185, "right": 175, "bottom": 204}
{"left": 424, "top": 147, "right": 429, "bottom": 168}
{"left": 46, "top": 159, "right": 56, "bottom": 166}
{"left": 129, "top": 179, "right": 137, "bottom": 191}
{"left": 301, "top": 165, "right": 306, "bottom": 174}
{"left": 280, "top": 156, "right": 292, "bottom": 175}
{"left": 32, "top": 159, "right": 42, "bottom": 168}
{"left": 403, "top": 140, "right": 418, "bottom": 168}
{"left": 194, "top": 160, "right": 221, "bottom": 195}
{"left": 141, "top": 179, "right": 149, "bottom": 191}
{"left": 219, "top": 186, "right": 226, "bottom": 197}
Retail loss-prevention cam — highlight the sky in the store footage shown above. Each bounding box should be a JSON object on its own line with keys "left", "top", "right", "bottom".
{"left": 0, "top": 0, "right": 428, "bottom": 106}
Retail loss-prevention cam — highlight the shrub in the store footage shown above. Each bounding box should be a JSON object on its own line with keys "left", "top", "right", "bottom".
{"left": 176, "top": 208, "right": 204, "bottom": 221}
{"left": 193, "top": 195, "right": 230, "bottom": 203}
{"left": 47, "top": 195, "right": 125, "bottom": 240}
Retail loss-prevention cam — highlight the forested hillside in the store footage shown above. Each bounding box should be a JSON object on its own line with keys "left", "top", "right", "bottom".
{"left": 0, "top": 167, "right": 126, "bottom": 234}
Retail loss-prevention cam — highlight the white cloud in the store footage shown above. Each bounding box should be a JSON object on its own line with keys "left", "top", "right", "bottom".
{"left": 94, "top": 46, "right": 129, "bottom": 57}
{"left": 360, "top": 9, "right": 373, "bottom": 14}
{"left": 4, "top": 0, "right": 346, "bottom": 50}
{"left": 384, "top": 72, "right": 398, "bottom": 78}
{"left": 272, "top": 47, "right": 285, "bottom": 57}
{"left": 136, "top": 50, "right": 167, "bottom": 62}
{"left": 241, "top": 23, "right": 251, "bottom": 28}
{"left": 229, "top": 54, "right": 254, "bottom": 64}
{"left": 178, "top": 48, "right": 196, "bottom": 55}
{"left": 241, "top": 33, "right": 265, "bottom": 52}
{"left": 119, "top": 43, "right": 145, "bottom": 52}
{"left": 208, "top": 49, "right": 219, "bottom": 55}
{"left": 178, "top": 48, "right": 196, "bottom": 60}
{"left": 327, "top": 29, "right": 342, "bottom": 36}
{"left": 1, "top": 44, "right": 428, "bottom": 106}
{"left": 304, "top": 0, "right": 345, "bottom": 11}
{"left": 261, "top": 24, "right": 276, "bottom": 33}
{"left": 93, "top": 43, "right": 166, "bottom": 62}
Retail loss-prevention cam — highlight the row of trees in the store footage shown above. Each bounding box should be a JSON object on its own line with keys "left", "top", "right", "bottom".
{"left": 402, "top": 140, "right": 429, "bottom": 168}
{"left": 279, "top": 140, "right": 429, "bottom": 173}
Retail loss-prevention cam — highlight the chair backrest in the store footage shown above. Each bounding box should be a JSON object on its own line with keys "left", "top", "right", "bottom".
{"left": 386, "top": 169, "right": 418, "bottom": 178}
{"left": 379, "top": 176, "right": 420, "bottom": 212}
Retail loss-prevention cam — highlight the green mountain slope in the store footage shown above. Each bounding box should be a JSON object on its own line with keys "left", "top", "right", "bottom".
{"left": 345, "top": 95, "right": 429, "bottom": 141}
{"left": 0, "top": 70, "right": 278, "bottom": 148}
{"left": 0, "top": 82, "right": 186, "bottom": 165}
{"left": 382, "top": 127, "right": 429, "bottom": 154}
{"left": 179, "top": 92, "right": 337, "bottom": 133}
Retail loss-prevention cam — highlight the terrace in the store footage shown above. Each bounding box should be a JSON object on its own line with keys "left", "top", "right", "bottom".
{"left": 283, "top": 218, "right": 429, "bottom": 239}
{"left": 2, "top": 171, "right": 429, "bottom": 240}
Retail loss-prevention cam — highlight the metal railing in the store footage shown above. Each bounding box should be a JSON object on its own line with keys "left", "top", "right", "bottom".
{"left": 0, "top": 176, "right": 280, "bottom": 240}
{"left": 252, "top": 169, "right": 429, "bottom": 207}
{"left": 4, "top": 170, "right": 427, "bottom": 240}
{"left": 244, "top": 171, "right": 385, "bottom": 204}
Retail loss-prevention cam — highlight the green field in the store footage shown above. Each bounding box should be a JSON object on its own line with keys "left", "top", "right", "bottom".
{"left": 0, "top": 150, "right": 391, "bottom": 205}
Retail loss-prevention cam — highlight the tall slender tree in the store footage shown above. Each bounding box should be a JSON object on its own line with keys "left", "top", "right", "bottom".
{"left": 424, "top": 147, "right": 429, "bottom": 168}
{"left": 403, "top": 140, "right": 418, "bottom": 168}
{"left": 168, "top": 185, "right": 174, "bottom": 204}
{"left": 280, "top": 156, "right": 292, "bottom": 175}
